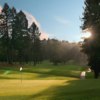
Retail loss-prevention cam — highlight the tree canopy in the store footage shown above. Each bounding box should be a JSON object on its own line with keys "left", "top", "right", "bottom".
{"left": 81, "top": 0, "right": 100, "bottom": 78}
{"left": 0, "top": 3, "right": 87, "bottom": 66}
{"left": 0, "top": 3, "right": 41, "bottom": 64}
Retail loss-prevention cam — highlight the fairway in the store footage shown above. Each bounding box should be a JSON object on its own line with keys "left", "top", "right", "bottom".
{"left": 1, "top": 79, "right": 100, "bottom": 100}
{"left": 0, "top": 62, "right": 100, "bottom": 100}
{"left": 0, "top": 79, "right": 68, "bottom": 100}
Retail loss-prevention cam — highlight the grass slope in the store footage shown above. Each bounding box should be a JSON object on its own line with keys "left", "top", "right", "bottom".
{"left": 0, "top": 61, "right": 98, "bottom": 100}
{"left": 0, "top": 61, "right": 84, "bottom": 80}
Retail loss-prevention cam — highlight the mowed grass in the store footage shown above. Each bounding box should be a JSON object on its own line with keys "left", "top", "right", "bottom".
{"left": 0, "top": 61, "right": 100, "bottom": 100}
{"left": 0, "top": 61, "right": 83, "bottom": 80}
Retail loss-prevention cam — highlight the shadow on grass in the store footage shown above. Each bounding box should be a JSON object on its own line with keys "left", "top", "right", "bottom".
{"left": 30, "top": 70, "right": 80, "bottom": 79}
{"left": 29, "top": 79, "right": 100, "bottom": 100}
{"left": 0, "top": 95, "right": 28, "bottom": 100}
{"left": 0, "top": 69, "right": 80, "bottom": 80}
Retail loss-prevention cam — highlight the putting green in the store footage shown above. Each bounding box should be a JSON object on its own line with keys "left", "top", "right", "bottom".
{"left": 0, "top": 79, "right": 70, "bottom": 96}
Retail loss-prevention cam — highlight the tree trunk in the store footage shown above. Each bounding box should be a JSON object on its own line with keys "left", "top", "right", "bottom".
{"left": 94, "top": 70, "right": 99, "bottom": 79}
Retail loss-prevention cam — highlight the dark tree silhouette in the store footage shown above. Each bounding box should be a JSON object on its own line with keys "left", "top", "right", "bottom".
{"left": 29, "top": 22, "right": 42, "bottom": 65}
{"left": 0, "top": 3, "right": 41, "bottom": 64}
{"left": 81, "top": 0, "right": 100, "bottom": 78}
{"left": 0, "top": 3, "right": 14, "bottom": 63}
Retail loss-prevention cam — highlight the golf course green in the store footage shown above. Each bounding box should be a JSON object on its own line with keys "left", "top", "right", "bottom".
{"left": 0, "top": 61, "right": 99, "bottom": 100}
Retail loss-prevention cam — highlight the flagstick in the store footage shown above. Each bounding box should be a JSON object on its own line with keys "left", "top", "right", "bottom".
{"left": 21, "top": 71, "right": 22, "bottom": 83}
{"left": 20, "top": 67, "right": 23, "bottom": 83}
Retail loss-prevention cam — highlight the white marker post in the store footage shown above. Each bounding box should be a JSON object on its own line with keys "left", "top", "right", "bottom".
{"left": 80, "top": 71, "right": 86, "bottom": 79}
{"left": 20, "top": 67, "right": 23, "bottom": 83}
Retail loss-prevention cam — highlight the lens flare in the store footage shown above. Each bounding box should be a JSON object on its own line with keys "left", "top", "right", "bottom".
{"left": 83, "top": 31, "right": 92, "bottom": 38}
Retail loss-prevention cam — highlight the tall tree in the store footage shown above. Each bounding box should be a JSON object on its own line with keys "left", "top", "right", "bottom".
{"left": 81, "top": 0, "right": 100, "bottom": 78}
{"left": 0, "top": 3, "right": 14, "bottom": 63}
{"left": 9, "top": 7, "right": 17, "bottom": 62}
{"left": 13, "top": 10, "right": 30, "bottom": 63}
{"left": 0, "top": 3, "right": 42, "bottom": 64}
{"left": 29, "top": 22, "right": 42, "bottom": 65}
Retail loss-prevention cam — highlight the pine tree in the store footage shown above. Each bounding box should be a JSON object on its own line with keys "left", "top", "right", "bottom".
{"left": 29, "top": 22, "right": 42, "bottom": 65}
{"left": 13, "top": 10, "right": 31, "bottom": 63}
{"left": 0, "top": 3, "right": 42, "bottom": 64}
{"left": 0, "top": 3, "right": 14, "bottom": 63}
{"left": 82, "top": 0, "right": 100, "bottom": 78}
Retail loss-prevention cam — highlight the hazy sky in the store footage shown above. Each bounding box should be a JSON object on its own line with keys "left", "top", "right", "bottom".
{"left": 0, "top": 0, "right": 84, "bottom": 42}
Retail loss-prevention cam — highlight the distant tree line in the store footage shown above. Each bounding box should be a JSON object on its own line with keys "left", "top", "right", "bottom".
{"left": 41, "top": 39, "right": 87, "bottom": 66}
{"left": 0, "top": 3, "right": 87, "bottom": 66}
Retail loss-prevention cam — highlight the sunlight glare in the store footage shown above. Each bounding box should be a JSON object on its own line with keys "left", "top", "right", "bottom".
{"left": 83, "top": 31, "right": 92, "bottom": 38}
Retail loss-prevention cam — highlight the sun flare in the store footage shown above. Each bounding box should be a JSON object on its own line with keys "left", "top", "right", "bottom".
{"left": 83, "top": 31, "right": 92, "bottom": 38}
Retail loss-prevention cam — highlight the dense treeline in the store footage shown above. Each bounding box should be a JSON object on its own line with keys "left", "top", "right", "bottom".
{"left": 0, "top": 3, "right": 87, "bottom": 66}
{"left": 41, "top": 39, "right": 87, "bottom": 65}
{"left": 0, "top": 3, "right": 41, "bottom": 65}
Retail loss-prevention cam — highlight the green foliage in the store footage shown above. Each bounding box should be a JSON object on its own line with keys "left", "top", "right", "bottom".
{"left": 42, "top": 39, "right": 87, "bottom": 66}
{"left": 0, "top": 3, "right": 87, "bottom": 66}
{"left": 29, "top": 23, "right": 42, "bottom": 65}
{"left": 0, "top": 3, "right": 41, "bottom": 64}
{"left": 0, "top": 3, "right": 14, "bottom": 63}
{"left": 81, "top": 0, "right": 100, "bottom": 78}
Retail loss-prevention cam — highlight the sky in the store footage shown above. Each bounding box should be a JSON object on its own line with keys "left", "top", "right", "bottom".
{"left": 0, "top": 0, "right": 84, "bottom": 42}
